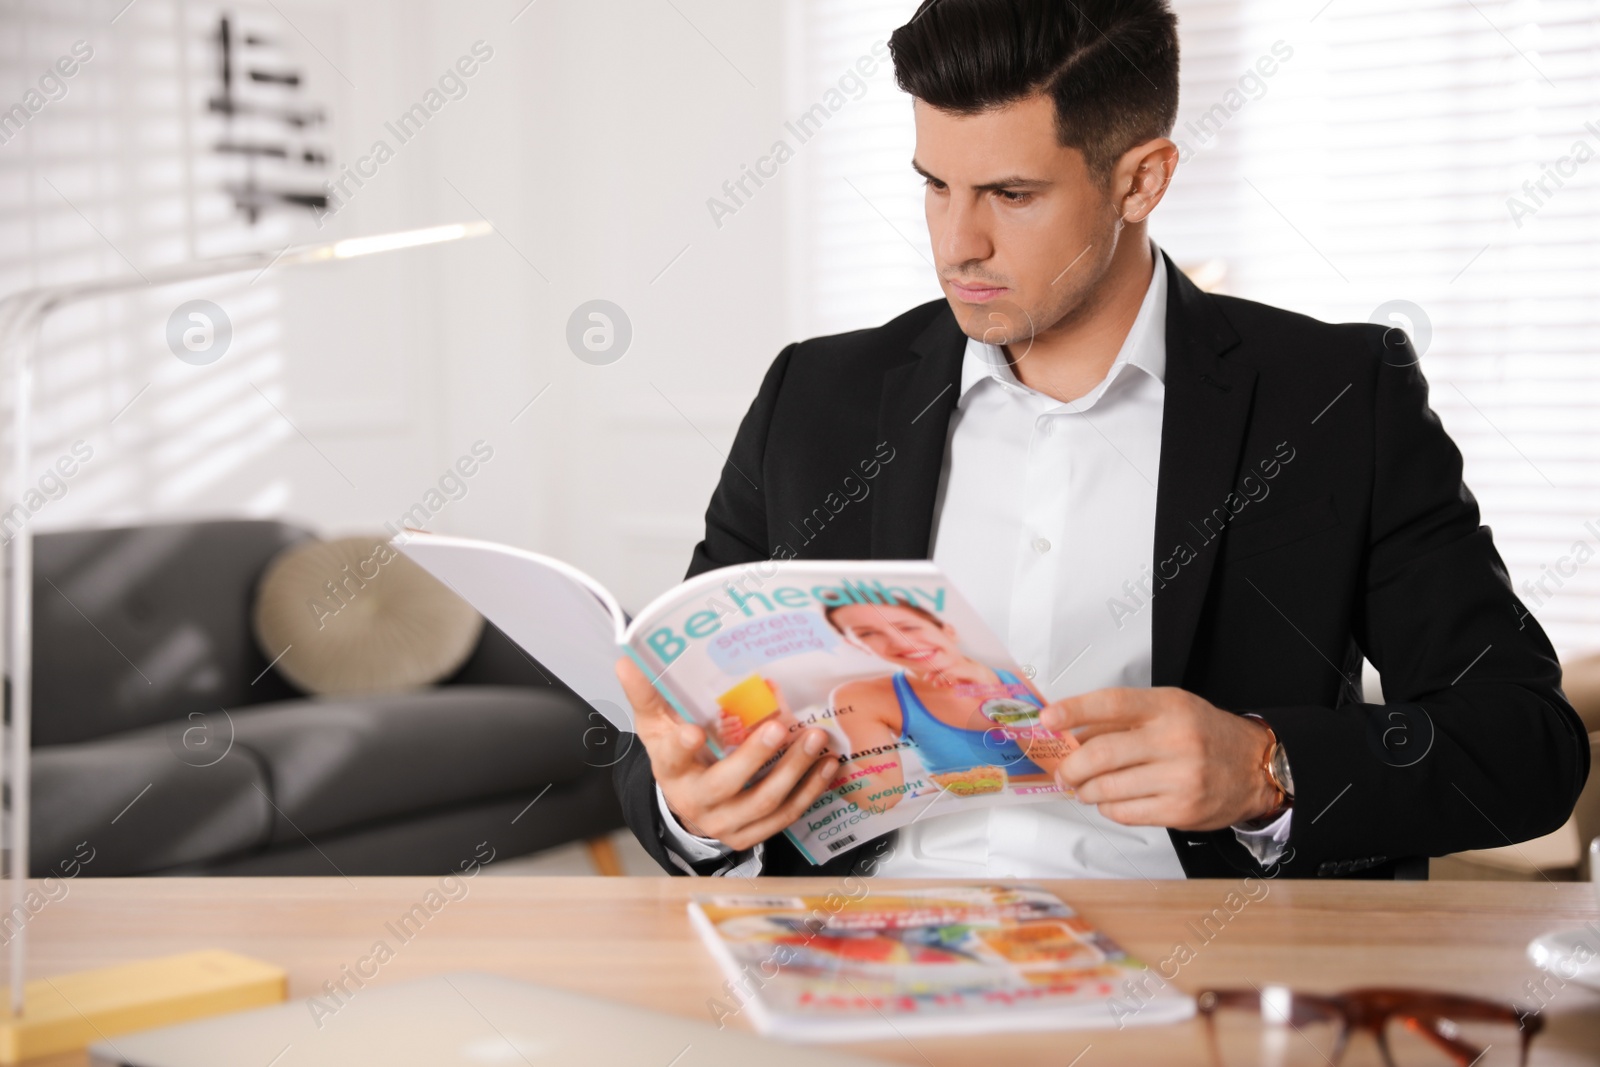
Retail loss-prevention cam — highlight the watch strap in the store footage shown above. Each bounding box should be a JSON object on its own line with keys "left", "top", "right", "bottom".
{"left": 1241, "top": 713, "right": 1291, "bottom": 820}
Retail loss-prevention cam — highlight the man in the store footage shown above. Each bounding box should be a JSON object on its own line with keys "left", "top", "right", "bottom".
{"left": 613, "top": 0, "right": 1589, "bottom": 879}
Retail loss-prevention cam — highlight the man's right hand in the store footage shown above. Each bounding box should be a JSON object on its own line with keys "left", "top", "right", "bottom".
{"left": 616, "top": 656, "right": 839, "bottom": 851}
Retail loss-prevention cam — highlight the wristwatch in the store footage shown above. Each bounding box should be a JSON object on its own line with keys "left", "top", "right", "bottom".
{"left": 1242, "top": 713, "right": 1294, "bottom": 821}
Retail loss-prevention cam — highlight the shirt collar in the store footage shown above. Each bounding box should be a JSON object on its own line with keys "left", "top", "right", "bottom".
{"left": 957, "top": 241, "right": 1168, "bottom": 408}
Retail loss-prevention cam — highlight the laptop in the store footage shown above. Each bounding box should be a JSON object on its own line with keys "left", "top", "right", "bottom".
{"left": 91, "top": 972, "right": 892, "bottom": 1067}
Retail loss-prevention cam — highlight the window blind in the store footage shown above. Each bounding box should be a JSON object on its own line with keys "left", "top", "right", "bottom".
{"left": 789, "top": 0, "right": 1600, "bottom": 657}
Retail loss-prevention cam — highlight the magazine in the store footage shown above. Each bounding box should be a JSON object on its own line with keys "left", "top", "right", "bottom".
{"left": 396, "top": 533, "right": 1082, "bottom": 865}
{"left": 690, "top": 885, "right": 1195, "bottom": 1041}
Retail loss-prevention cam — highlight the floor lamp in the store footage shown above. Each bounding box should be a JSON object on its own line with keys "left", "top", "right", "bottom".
{"left": 0, "top": 220, "right": 489, "bottom": 1061}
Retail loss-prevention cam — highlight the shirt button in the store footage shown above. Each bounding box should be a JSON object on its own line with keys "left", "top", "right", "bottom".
{"left": 1021, "top": 664, "right": 1037, "bottom": 679}
{"left": 1033, "top": 537, "right": 1051, "bottom": 554}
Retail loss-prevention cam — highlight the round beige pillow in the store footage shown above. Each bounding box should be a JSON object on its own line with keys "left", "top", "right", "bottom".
{"left": 252, "top": 535, "right": 484, "bottom": 695}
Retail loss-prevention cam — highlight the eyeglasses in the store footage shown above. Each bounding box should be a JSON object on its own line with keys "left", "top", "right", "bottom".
{"left": 1196, "top": 985, "right": 1539, "bottom": 1067}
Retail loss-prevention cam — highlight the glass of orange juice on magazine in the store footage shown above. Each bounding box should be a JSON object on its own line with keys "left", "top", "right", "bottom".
{"left": 716, "top": 674, "right": 781, "bottom": 733}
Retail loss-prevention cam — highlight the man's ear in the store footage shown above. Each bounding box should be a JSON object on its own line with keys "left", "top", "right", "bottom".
{"left": 1116, "top": 138, "right": 1180, "bottom": 224}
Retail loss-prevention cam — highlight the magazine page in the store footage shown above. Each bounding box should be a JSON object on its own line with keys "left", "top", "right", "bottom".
{"left": 393, "top": 532, "right": 633, "bottom": 729}
{"left": 623, "top": 560, "right": 1081, "bottom": 864}
{"left": 690, "top": 885, "right": 1195, "bottom": 1042}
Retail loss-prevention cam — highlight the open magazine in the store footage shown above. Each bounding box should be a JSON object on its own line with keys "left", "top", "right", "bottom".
{"left": 691, "top": 885, "right": 1194, "bottom": 1041}
{"left": 397, "top": 532, "right": 1080, "bottom": 865}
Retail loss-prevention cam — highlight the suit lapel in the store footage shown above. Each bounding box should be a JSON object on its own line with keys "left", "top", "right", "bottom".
{"left": 869, "top": 308, "right": 966, "bottom": 560}
{"left": 1150, "top": 255, "right": 1254, "bottom": 688}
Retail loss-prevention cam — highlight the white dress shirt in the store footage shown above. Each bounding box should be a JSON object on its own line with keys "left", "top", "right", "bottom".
{"left": 656, "top": 244, "right": 1290, "bottom": 876}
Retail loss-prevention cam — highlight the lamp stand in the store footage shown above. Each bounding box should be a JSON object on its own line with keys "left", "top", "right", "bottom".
{"left": 0, "top": 222, "right": 488, "bottom": 1059}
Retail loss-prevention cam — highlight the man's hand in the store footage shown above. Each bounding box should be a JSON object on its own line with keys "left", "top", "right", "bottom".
{"left": 616, "top": 657, "right": 839, "bottom": 851}
{"left": 1041, "top": 687, "right": 1279, "bottom": 831}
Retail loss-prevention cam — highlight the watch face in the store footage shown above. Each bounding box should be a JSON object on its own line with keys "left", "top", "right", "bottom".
{"left": 1271, "top": 743, "right": 1295, "bottom": 799}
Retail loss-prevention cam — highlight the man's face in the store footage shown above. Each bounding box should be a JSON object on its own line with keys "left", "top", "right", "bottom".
{"left": 913, "top": 92, "right": 1122, "bottom": 349}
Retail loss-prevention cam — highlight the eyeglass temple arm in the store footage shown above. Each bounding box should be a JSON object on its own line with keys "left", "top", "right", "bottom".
{"left": 1400, "top": 1009, "right": 1539, "bottom": 1067}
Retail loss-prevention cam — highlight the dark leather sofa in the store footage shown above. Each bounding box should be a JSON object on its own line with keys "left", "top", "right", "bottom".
{"left": 30, "top": 520, "right": 624, "bottom": 876}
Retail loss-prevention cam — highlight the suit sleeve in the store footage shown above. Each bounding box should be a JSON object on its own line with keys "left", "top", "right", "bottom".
{"left": 684, "top": 341, "right": 799, "bottom": 579}
{"left": 612, "top": 343, "right": 799, "bottom": 874}
{"left": 1254, "top": 327, "right": 1590, "bottom": 876}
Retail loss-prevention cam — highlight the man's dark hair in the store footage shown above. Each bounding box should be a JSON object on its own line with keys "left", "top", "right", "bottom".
{"left": 889, "top": 0, "right": 1179, "bottom": 179}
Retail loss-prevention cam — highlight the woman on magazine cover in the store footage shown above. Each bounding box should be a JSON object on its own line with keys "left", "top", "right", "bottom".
{"left": 818, "top": 598, "right": 1074, "bottom": 811}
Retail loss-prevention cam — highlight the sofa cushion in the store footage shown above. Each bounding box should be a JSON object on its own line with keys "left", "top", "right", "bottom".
{"left": 33, "top": 520, "right": 313, "bottom": 745}
{"left": 32, "top": 731, "right": 274, "bottom": 876}
{"left": 252, "top": 535, "right": 484, "bottom": 695}
{"left": 193, "top": 773, "right": 626, "bottom": 876}
{"left": 196, "top": 685, "right": 595, "bottom": 844}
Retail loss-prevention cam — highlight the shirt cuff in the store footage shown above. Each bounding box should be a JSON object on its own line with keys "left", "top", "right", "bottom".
{"left": 653, "top": 783, "right": 765, "bottom": 876}
{"left": 1232, "top": 807, "right": 1293, "bottom": 868}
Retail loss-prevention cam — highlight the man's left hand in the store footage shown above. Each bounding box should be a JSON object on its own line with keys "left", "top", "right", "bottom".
{"left": 1040, "top": 688, "right": 1280, "bottom": 831}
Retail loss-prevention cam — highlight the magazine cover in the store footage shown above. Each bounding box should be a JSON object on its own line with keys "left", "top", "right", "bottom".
{"left": 625, "top": 560, "right": 1081, "bottom": 864}
{"left": 394, "top": 535, "right": 1085, "bottom": 866}
{"left": 690, "top": 885, "right": 1194, "bottom": 1041}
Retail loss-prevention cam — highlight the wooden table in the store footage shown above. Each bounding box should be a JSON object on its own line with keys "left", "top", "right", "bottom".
{"left": 25, "top": 877, "right": 1600, "bottom": 1065}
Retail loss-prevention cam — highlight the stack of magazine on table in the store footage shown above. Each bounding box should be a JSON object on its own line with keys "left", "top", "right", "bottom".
{"left": 397, "top": 532, "right": 1088, "bottom": 865}
{"left": 691, "top": 885, "right": 1194, "bottom": 1040}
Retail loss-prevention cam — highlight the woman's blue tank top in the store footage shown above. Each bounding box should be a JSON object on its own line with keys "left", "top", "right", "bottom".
{"left": 892, "top": 668, "right": 1047, "bottom": 777}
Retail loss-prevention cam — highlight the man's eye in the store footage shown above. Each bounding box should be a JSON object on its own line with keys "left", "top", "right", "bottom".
{"left": 996, "top": 189, "right": 1031, "bottom": 204}
{"left": 923, "top": 178, "right": 947, "bottom": 192}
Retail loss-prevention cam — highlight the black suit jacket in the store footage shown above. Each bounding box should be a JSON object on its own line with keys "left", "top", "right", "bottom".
{"left": 615, "top": 254, "right": 1590, "bottom": 879}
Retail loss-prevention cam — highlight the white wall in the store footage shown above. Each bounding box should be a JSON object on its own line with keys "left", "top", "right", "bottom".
{"left": 1, "top": 0, "right": 795, "bottom": 613}
{"left": 427, "top": 0, "right": 792, "bottom": 611}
